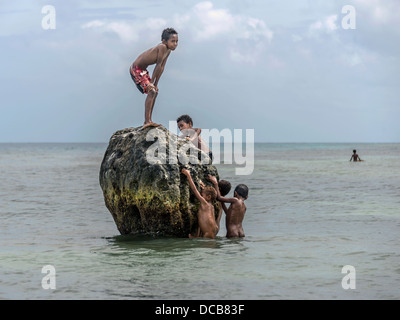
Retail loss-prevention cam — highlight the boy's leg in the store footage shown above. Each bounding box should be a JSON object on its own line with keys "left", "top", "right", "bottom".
{"left": 188, "top": 226, "right": 200, "bottom": 238}
{"left": 144, "top": 90, "right": 155, "bottom": 124}
{"left": 202, "top": 231, "right": 216, "bottom": 239}
{"left": 143, "top": 89, "right": 160, "bottom": 128}
{"left": 215, "top": 208, "right": 222, "bottom": 235}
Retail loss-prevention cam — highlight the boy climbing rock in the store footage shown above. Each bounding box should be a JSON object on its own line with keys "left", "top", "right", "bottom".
{"left": 181, "top": 168, "right": 220, "bottom": 239}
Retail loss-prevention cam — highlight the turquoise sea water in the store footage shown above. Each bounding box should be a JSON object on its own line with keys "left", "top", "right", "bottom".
{"left": 0, "top": 143, "right": 399, "bottom": 299}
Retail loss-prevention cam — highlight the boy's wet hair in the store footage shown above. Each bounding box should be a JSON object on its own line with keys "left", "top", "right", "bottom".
{"left": 176, "top": 114, "right": 193, "bottom": 125}
{"left": 234, "top": 184, "right": 248, "bottom": 198}
{"left": 202, "top": 186, "right": 217, "bottom": 202}
{"left": 218, "top": 180, "right": 231, "bottom": 197}
{"left": 162, "top": 28, "right": 178, "bottom": 41}
{"left": 353, "top": 149, "right": 357, "bottom": 153}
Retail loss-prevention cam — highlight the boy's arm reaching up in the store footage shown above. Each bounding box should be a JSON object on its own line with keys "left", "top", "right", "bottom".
{"left": 188, "top": 128, "right": 201, "bottom": 141}
{"left": 182, "top": 169, "right": 206, "bottom": 204}
{"left": 208, "top": 175, "right": 238, "bottom": 204}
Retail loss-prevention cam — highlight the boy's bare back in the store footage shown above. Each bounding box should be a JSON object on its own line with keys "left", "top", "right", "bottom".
{"left": 350, "top": 150, "right": 363, "bottom": 162}
{"left": 208, "top": 176, "right": 248, "bottom": 238}
{"left": 196, "top": 201, "right": 217, "bottom": 239}
{"left": 225, "top": 199, "right": 246, "bottom": 238}
{"left": 182, "top": 169, "right": 218, "bottom": 239}
{"left": 133, "top": 43, "right": 171, "bottom": 70}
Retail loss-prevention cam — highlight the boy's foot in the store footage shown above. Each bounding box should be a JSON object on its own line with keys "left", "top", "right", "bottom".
{"left": 142, "top": 122, "right": 161, "bottom": 129}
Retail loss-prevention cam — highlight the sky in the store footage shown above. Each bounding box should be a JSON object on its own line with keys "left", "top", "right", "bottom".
{"left": 0, "top": 0, "right": 399, "bottom": 143}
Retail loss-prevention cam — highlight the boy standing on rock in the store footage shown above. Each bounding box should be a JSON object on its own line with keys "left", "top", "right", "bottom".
{"left": 130, "top": 28, "right": 178, "bottom": 128}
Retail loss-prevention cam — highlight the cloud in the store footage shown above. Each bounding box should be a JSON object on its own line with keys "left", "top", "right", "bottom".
{"left": 353, "top": 0, "right": 400, "bottom": 26}
{"left": 191, "top": 1, "right": 236, "bottom": 39}
{"left": 80, "top": 1, "right": 273, "bottom": 64}
{"left": 81, "top": 17, "right": 167, "bottom": 44}
{"left": 81, "top": 20, "right": 105, "bottom": 29}
{"left": 174, "top": 1, "right": 273, "bottom": 64}
{"left": 336, "top": 46, "right": 378, "bottom": 68}
{"left": 308, "top": 14, "right": 338, "bottom": 36}
{"left": 182, "top": 1, "right": 273, "bottom": 43}
{"left": 107, "top": 22, "right": 138, "bottom": 42}
{"left": 325, "top": 15, "right": 338, "bottom": 31}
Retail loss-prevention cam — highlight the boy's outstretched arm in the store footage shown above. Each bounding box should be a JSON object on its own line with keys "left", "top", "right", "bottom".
{"left": 208, "top": 175, "right": 220, "bottom": 195}
{"left": 182, "top": 169, "right": 206, "bottom": 204}
{"left": 207, "top": 175, "right": 229, "bottom": 214}
{"left": 221, "top": 202, "right": 229, "bottom": 214}
{"left": 208, "top": 175, "right": 237, "bottom": 204}
{"left": 217, "top": 195, "right": 238, "bottom": 204}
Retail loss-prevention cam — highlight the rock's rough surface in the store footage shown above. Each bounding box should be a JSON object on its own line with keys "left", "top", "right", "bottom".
{"left": 99, "top": 125, "right": 219, "bottom": 237}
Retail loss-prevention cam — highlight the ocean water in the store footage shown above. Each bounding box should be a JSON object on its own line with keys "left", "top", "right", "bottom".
{"left": 0, "top": 142, "right": 399, "bottom": 300}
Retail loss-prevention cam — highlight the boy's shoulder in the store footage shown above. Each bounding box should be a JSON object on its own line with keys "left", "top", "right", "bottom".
{"left": 237, "top": 198, "right": 247, "bottom": 209}
{"left": 146, "top": 43, "right": 166, "bottom": 53}
{"left": 155, "top": 42, "right": 168, "bottom": 51}
{"left": 233, "top": 196, "right": 245, "bottom": 205}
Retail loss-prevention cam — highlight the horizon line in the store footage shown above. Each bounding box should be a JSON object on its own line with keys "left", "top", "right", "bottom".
{"left": 0, "top": 141, "right": 399, "bottom": 144}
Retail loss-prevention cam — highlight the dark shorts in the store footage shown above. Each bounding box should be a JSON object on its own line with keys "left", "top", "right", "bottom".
{"left": 130, "top": 65, "right": 151, "bottom": 94}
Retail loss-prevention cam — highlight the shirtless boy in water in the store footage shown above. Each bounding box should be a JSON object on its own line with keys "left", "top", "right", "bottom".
{"left": 181, "top": 169, "right": 220, "bottom": 239}
{"left": 130, "top": 28, "right": 178, "bottom": 128}
{"left": 208, "top": 175, "right": 248, "bottom": 238}
{"left": 349, "top": 149, "right": 363, "bottom": 162}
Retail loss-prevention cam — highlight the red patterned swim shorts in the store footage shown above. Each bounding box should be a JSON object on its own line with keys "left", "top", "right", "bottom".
{"left": 130, "top": 65, "right": 151, "bottom": 94}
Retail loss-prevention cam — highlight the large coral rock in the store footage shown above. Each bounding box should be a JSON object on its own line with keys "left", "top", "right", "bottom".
{"left": 99, "top": 125, "right": 219, "bottom": 237}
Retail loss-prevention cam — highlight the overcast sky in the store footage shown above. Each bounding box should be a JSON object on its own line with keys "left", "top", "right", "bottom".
{"left": 1, "top": 0, "right": 399, "bottom": 142}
